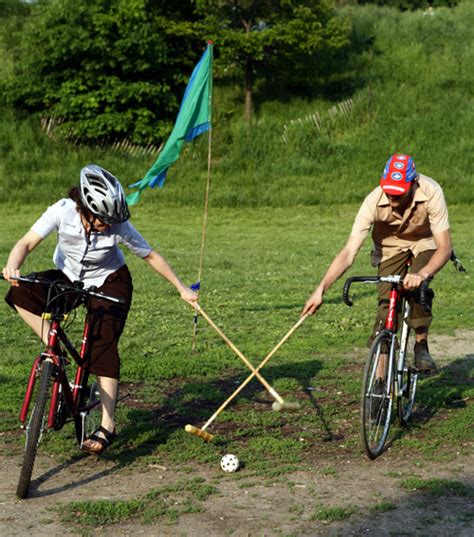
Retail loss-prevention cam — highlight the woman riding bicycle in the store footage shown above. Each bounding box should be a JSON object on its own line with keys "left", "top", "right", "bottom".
{"left": 2, "top": 164, "right": 198, "bottom": 454}
{"left": 302, "top": 154, "right": 452, "bottom": 371}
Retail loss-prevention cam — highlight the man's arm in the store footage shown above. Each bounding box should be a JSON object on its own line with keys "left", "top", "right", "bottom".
{"left": 2, "top": 230, "right": 44, "bottom": 286}
{"left": 403, "top": 229, "right": 452, "bottom": 289}
{"left": 302, "top": 234, "right": 365, "bottom": 315}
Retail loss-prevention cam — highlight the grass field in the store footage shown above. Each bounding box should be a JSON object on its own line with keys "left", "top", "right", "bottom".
{"left": 0, "top": 203, "right": 472, "bottom": 478}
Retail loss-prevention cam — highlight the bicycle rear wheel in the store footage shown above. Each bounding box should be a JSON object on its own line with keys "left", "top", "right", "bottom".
{"left": 16, "top": 359, "right": 53, "bottom": 499}
{"left": 360, "top": 331, "right": 394, "bottom": 459}
{"left": 397, "top": 327, "right": 418, "bottom": 426}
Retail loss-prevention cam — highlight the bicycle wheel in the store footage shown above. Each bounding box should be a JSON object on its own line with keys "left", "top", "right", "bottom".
{"left": 16, "top": 359, "right": 53, "bottom": 499}
{"left": 397, "top": 326, "right": 418, "bottom": 426}
{"left": 360, "top": 331, "right": 394, "bottom": 459}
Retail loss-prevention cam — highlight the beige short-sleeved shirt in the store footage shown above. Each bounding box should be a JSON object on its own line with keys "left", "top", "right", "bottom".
{"left": 350, "top": 174, "right": 450, "bottom": 266}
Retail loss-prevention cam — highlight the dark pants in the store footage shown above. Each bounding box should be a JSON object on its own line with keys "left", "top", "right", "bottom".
{"left": 370, "top": 249, "right": 435, "bottom": 342}
{"left": 5, "top": 265, "right": 133, "bottom": 379}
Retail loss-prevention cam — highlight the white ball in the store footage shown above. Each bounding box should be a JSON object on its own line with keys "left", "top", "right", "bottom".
{"left": 220, "top": 453, "right": 239, "bottom": 473}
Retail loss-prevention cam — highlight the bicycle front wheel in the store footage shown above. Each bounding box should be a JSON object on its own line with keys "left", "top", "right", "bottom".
{"left": 397, "top": 327, "right": 418, "bottom": 426}
{"left": 360, "top": 332, "right": 394, "bottom": 459}
{"left": 16, "top": 359, "right": 53, "bottom": 499}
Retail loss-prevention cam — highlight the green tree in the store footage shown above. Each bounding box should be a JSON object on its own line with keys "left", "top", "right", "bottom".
{"left": 6, "top": 0, "right": 203, "bottom": 144}
{"left": 196, "top": 0, "right": 351, "bottom": 121}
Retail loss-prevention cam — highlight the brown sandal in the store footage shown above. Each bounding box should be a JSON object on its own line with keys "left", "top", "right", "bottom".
{"left": 82, "top": 426, "right": 116, "bottom": 455}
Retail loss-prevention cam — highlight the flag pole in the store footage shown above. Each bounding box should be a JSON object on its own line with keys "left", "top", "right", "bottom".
{"left": 192, "top": 42, "right": 213, "bottom": 352}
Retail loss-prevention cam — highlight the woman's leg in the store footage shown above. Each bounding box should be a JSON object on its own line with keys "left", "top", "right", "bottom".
{"left": 81, "top": 266, "right": 132, "bottom": 452}
{"left": 81, "top": 376, "right": 118, "bottom": 450}
{"left": 81, "top": 375, "right": 118, "bottom": 452}
{"left": 97, "top": 376, "right": 118, "bottom": 433}
{"left": 5, "top": 269, "right": 69, "bottom": 344}
{"left": 15, "top": 306, "right": 50, "bottom": 345}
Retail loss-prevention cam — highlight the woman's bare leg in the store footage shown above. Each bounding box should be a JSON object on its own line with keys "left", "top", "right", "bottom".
{"left": 97, "top": 376, "right": 118, "bottom": 434}
{"left": 15, "top": 306, "right": 50, "bottom": 345}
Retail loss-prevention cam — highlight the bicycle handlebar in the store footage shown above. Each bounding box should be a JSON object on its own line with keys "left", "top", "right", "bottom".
{"left": 342, "top": 276, "right": 380, "bottom": 307}
{"left": 342, "top": 275, "right": 432, "bottom": 313}
{"left": 0, "top": 273, "right": 125, "bottom": 305}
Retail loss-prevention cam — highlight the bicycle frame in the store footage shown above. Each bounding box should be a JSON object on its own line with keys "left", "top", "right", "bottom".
{"left": 20, "top": 311, "right": 93, "bottom": 432}
{"left": 384, "top": 285, "right": 418, "bottom": 403}
{"left": 383, "top": 285, "right": 407, "bottom": 400}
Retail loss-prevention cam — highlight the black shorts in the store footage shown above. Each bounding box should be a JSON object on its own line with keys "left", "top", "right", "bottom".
{"left": 5, "top": 265, "right": 133, "bottom": 379}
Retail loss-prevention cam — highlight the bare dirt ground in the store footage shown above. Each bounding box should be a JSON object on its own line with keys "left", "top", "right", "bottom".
{"left": 1, "top": 330, "right": 472, "bottom": 537}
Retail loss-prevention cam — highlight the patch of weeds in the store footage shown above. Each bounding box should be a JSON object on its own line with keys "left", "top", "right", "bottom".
{"left": 310, "top": 504, "right": 355, "bottom": 522}
{"left": 320, "top": 466, "right": 337, "bottom": 476}
{"left": 460, "top": 511, "right": 474, "bottom": 523}
{"left": 288, "top": 503, "right": 304, "bottom": 515}
{"left": 237, "top": 436, "right": 302, "bottom": 476}
{"left": 59, "top": 477, "right": 218, "bottom": 528}
{"left": 371, "top": 501, "right": 397, "bottom": 512}
{"left": 386, "top": 470, "right": 405, "bottom": 478}
{"left": 272, "top": 377, "right": 301, "bottom": 391}
{"left": 254, "top": 465, "right": 300, "bottom": 478}
{"left": 399, "top": 477, "right": 472, "bottom": 497}
{"left": 237, "top": 480, "right": 258, "bottom": 489}
{"left": 61, "top": 499, "right": 142, "bottom": 526}
{"left": 152, "top": 428, "right": 223, "bottom": 465}
{"left": 417, "top": 513, "right": 443, "bottom": 526}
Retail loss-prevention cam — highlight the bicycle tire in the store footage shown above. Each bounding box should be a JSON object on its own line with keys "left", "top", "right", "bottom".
{"left": 360, "top": 331, "right": 394, "bottom": 459}
{"left": 16, "top": 359, "right": 53, "bottom": 499}
{"left": 397, "top": 327, "right": 418, "bottom": 426}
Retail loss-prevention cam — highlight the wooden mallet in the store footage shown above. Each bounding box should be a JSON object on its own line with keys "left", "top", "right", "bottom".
{"left": 185, "top": 309, "right": 308, "bottom": 441}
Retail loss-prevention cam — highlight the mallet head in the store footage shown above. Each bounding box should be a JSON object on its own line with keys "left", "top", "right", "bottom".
{"left": 272, "top": 401, "right": 301, "bottom": 412}
{"left": 185, "top": 424, "right": 214, "bottom": 442}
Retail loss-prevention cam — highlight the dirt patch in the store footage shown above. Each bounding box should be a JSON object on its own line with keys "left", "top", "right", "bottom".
{"left": 429, "top": 329, "right": 473, "bottom": 363}
{"left": 1, "top": 451, "right": 472, "bottom": 536}
{"left": 0, "top": 331, "right": 472, "bottom": 536}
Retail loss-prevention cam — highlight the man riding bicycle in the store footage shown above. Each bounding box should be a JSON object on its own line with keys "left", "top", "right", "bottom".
{"left": 302, "top": 154, "right": 452, "bottom": 372}
{"left": 3, "top": 165, "right": 198, "bottom": 454}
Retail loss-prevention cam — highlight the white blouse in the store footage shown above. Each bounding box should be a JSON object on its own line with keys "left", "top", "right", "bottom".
{"left": 31, "top": 198, "right": 152, "bottom": 287}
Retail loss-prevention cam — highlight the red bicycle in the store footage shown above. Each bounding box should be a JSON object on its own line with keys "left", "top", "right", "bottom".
{"left": 343, "top": 274, "right": 432, "bottom": 459}
{"left": 1, "top": 273, "right": 124, "bottom": 498}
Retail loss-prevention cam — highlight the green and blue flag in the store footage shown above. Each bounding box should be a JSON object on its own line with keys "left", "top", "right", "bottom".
{"left": 127, "top": 43, "right": 213, "bottom": 205}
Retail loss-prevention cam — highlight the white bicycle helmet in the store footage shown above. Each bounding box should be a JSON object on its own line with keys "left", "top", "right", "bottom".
{"left": 80, "top": 165, "right": 130, "bottom": 224}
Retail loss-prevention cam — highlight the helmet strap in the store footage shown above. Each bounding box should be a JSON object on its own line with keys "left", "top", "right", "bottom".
{"left": 81, "top": 213, "right": 96, "bottom": 245}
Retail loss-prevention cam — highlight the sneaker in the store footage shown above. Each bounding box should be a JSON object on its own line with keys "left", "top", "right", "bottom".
{"left": 414, "top": 340, "right": 437, "bottom": 372}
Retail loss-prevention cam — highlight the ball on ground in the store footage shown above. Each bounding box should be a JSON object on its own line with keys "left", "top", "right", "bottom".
{"left": 220, "top": 453, "right": 239, "bottom": 473}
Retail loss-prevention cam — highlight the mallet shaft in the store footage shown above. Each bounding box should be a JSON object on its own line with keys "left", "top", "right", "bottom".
{"left": 199, "top": 314, "right": 308, "bottom": 431}
{"left": 196, "top": 305, "right": 284, "bottom": 404}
